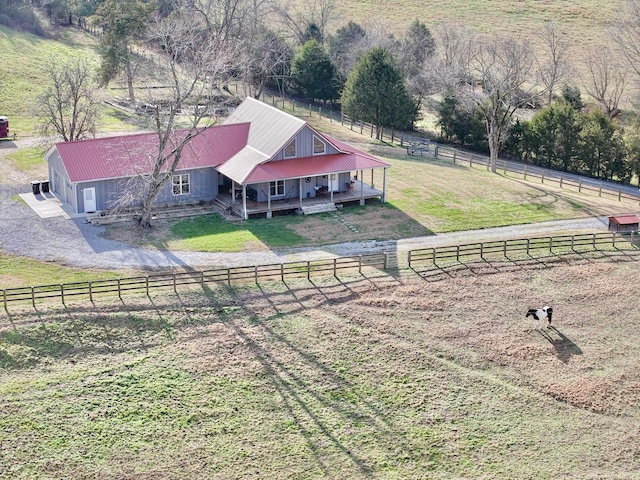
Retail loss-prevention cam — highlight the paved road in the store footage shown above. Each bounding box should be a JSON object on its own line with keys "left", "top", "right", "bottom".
{"left": 0, "top": 137, "right": 624, "bottom": 272}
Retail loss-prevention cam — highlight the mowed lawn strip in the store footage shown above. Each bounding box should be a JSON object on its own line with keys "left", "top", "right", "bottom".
{"left": 1, "top": 253, "right": 638, "bottom": 478}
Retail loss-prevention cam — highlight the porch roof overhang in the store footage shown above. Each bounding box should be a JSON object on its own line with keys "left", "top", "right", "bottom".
{"left": 241, "top": 152, "right": 390, "bottom": 184}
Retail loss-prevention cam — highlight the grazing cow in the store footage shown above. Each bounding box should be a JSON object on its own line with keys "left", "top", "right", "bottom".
{"left": 526, "top": 306, "right": 553, "bottom": 328}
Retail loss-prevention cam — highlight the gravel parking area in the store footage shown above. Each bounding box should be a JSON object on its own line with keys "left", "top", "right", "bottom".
{"left": 0, "top": 139, "right": 615, "bottom": 271}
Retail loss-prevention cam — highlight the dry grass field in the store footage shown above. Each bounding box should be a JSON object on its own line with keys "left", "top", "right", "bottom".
{"left": 1, "top": 249, "right": 640, "bottom": 478}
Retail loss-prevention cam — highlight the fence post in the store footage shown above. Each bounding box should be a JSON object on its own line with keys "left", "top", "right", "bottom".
{"left": 599, "top": 185, "right": 602, "bottom": 197}
{"left": 227, "top": 268, "right": 231, "bottom": 286}
{"left": 434, "top": 146, "right": 438, "bottom": 158}
{"left": 201, "top": 271, "right": 204, "bottom": 287}
{"left": 549, "top": 237, "right": 553, "bottom": 252}
{"left": 309, "top": 104, "right": 312, "bottom": 116}
{"left": 3, "top": 289, "right": 6, "bottom": 311}
{"left": 360, "top": 122, "right": 363, "bottom": 134}
{"left": 571, "top": 235, "right": 574, "bottom": 250}
{"left": 432, "top": 248, "right": 436, "bottom": 265}
{"left": 560, "top": 175, "right": 563, "bottom": 188}
{"left": 593, "top": 233, "right": 597, "bottom": 248}
{"left": 32, "top": 286, "right": 35, "bottom": 308}
{"left": 359, "top": 255, "right": 363, "bottom": 274}
{"left": 341, "top": 112, "right": 344, "bottom": 126}
{"left": 146, "top": 276, "right": 149, "bottom": 296}
{"left": 612, "top": 232, "right": 616, "bottom": 248}
{"left": 384, "top": 252, "right": 388, "bottom": 270}
{"left": 579, "top": 179, "right": 582, "bottom": 192}
{"left": 526, "top": 238, "right": 530, "bottom": 255}
{"left": 61, "top": 284, "right": 65, "bottom": 305}
{"left": 117, "top": 279, "right": 121, "bottom": 299}
{"left": 307, "top": 261, "right": 311, "bottom": 281}
{"left": 503, "top": 240, "right": 507, "bottom": 257}
{"left": 469, "top": 154, "right": 473, "bottom": 167}
{"left": 173, "top": 273, "right": 177, "bottom": 293}
{"left": 480, "top": 242, "right": 484, "bottom": 259}
{"left": 89, "top": 282, "right": 93, "bottom": 303}
{"left": 255, "top": 265, "right": 259, "bottom": 284}
{"left": 456, "top": 245, "right": 460, "bottom": 262}
{"left": 619, "top": 188, "right": 622, "bottom": 201}
{"left": 281, "top": 263, "right": 284, "bottom": 282}
{"left": 541, "top": 172, "right": 545, "bottom": 184}
{"left": 333, "top": 258, "right": 337, "bottom": 276}
{"left": 319, "top": 106, "right": 322, "bottom": 119}
{"left": 453, "top": 151, "right": 456, "bottom": 163}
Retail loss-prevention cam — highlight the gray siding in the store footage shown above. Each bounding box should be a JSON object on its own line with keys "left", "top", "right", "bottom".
{"left": 273, "top": 125, "right": 340, "bottom": 160}
{"left": 74, "top": 167, "right": 219, "bottom": 213}
{"left": 248, "top": 171, "right": 352, "bottom": 202}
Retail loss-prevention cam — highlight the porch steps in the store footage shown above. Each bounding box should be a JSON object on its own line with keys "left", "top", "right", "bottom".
{"left": 301, "top": 202, "right": 337, "bottom": 215}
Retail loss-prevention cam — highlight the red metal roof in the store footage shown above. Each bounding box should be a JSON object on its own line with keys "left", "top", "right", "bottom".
{"left": 246, "top": 152, "right": 389, "bottom": 183}
{"left": 608, "top": 214, "right": 640, "bottom": 225}
{"left": 54, "top": 123, "right": 250, "bottom": 183}
{"left": 51, "top": 98, "right": 390, "bottom": 186}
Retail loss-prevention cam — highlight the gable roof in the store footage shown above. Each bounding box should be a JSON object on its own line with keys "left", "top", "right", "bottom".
{"left": 50, "top": 123, "right": 249, "bottom": 183}
{"left": 218, "top": 97, "right": 390, "bottom": 184}
{"left": 49, "top": 97, "right": 389, "bottom": 186}
{"left": 223, "top": 97, "right": 305, "bottom": 157}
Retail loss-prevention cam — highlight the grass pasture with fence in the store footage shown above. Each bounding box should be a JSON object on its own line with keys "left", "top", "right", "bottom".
{"left": 1, "top": 246, "right": 640, "bottom": 478}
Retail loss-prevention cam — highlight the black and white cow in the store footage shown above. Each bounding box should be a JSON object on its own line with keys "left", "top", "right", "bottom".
{"left": 526, "top": 306, "right": 553, "bottom": 327}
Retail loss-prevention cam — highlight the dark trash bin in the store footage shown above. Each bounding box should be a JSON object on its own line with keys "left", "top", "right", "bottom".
{"left": 41, "top": 180, "right": 50, "bottom": 193}
{"left": 31, "top": 181, "right": 40, "bottom": 195}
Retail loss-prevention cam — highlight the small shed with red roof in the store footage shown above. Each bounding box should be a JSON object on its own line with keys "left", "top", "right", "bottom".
{"left": 608, "top": 214, "right": 640, "bottom": 233}
{"left": 45, "top": 97, "right": 390, "bottom": 219}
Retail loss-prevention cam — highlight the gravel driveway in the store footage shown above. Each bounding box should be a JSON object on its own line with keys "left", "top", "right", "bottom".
{"left": 0, "top": 139, "right": 616, "bottom": 271}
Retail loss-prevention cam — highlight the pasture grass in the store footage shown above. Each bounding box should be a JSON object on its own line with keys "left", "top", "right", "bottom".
{"left": 0, "top": 253, "right": 134, "bottom": 289}
{"left": 1, "top": 252, "right": 639, "bottom": 478}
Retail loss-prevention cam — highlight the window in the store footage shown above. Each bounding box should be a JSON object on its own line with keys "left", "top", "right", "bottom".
{"left": 284, "top": 139, "right": 296, "bottom": 158}
{"left": 270, "top": 180, "right": 285, "bottom": 197}
{"left": 313, "top": 135, "right": 326, "bottom": 154}
{"left": 172, "top": 174, "right": 190, "bottom": 195}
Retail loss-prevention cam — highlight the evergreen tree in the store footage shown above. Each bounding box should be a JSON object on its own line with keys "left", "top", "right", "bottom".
{"left": 341, "top": 47, "right": 417, "bottom": 138}
{"left": 290, "top": 40, "right": 340, "bottom": 103}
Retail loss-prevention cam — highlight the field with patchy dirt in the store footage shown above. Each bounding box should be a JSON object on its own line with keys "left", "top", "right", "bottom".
{"left": 1, "top": 249, "right": 639, "bottom": 479}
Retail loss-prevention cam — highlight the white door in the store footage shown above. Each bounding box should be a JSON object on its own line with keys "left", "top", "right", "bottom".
{"left": 83, "top": 187, "right": 96, "bottom": 213}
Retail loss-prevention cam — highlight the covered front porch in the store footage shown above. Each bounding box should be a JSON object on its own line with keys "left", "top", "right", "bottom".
{"left": 217, "top": 176, "right": 386, "bottom": 218}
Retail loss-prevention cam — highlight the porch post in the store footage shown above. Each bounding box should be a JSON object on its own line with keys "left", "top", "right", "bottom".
{"left": 299, "top": 178, "right": 303, "bottom": 207}
{"left": 231, "top": 181, "right": 236, "bottom": 204}
{"left": 330, "top": 174, "right": 334, "bottom": 202}
{"left": 382, "top": 168, "right": 387, "bottom": 203}
{"left": 267, "top": 185, "right": 272, "bottom": 218}
{"left": 243, "top": 185, "right": 248, "bottom": 220}
{"left": 359, "top": 169, "right": 364, "bottom": 205}
{"left": 371, "top": 169, "right": 374, "bottom": 188}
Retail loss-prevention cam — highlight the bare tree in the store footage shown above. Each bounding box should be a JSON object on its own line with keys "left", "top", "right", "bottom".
{"left": 433, "top": 25, "right": 478, "bottom": 88}
{"left": 273, "top": 0, "right": 336, "bottom": 44}
{"left": 190, "top": 0, "right": 273, "bottom": 41}
{"left": 536, "top": 21, "right": 571, "bottom": 104}
{"left": 34, "top": 56, "right": 101, "bottom": 142}
{"left": 456, "top": 35, "right": 544, "bottom": 172}
{"left": 612, "top": 0, "right": 640, "bottom": 77}
{"left": 113, "top": 13, "right": 237, "bottom": 228}
{"left": 582, "top": 47, "right": 628, "bottom": 119}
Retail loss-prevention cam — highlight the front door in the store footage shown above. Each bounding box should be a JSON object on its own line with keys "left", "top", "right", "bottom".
{"left": 83, "top": 187, "right": 96, "bottom": 213}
